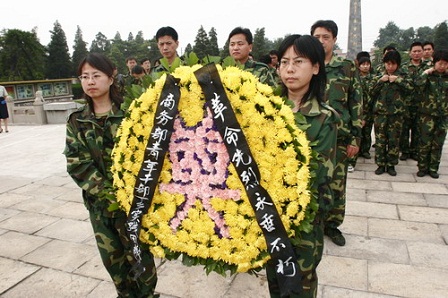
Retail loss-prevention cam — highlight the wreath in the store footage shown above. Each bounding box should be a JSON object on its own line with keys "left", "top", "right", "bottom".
{"left": 111, "top": 64, "right": 316, "bottom": 276}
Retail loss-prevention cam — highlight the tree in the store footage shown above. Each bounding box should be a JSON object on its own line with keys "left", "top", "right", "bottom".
{"left": 46, "top": 20, "right": 72, "bottom": 79}
{"left": 90, "top": 32, "right": 110, "bottom": 53}
{"left": 207, "top": 27, "right": 220, "bottom": 56}
{"left": 433, "top": 21, "right": 448, "bottom": 50}
{"left": 374, "top": 21, "right": 401, "bottom": 50}
{"left": 193, "top": 26, "right": 209, "bottom": 59}
{"left": 72, "top": 26, "right": 89, "bottom": 76}
{"left": 0, "top": 28, "right": 46, "bottom": 81}
{"left": 416, "top": 26, "right": 434, "bottom": 43}
{"left": 252, "top": 28, "right": 267, "bottom": 60}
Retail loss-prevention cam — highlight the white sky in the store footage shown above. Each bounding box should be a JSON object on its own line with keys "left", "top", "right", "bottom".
{"left": 1, "top": 0, "right": 446, "bottom": 55}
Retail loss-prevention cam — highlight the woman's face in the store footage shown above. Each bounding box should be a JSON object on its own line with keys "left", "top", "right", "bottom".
{"left": 279, "top": 46, "right": 319, "bottom": 94}
{"left": 79, "top": 63, "right": 113, "bottom": 100}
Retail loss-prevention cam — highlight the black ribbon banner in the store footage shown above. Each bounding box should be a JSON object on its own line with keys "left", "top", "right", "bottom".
{"left": 194, "top": 63, "right": 302, "bottom": 296}
{"left": 126, "top": 74, "right": 180, "bottom": 279}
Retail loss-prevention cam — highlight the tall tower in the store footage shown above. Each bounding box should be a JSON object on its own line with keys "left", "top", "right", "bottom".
{"left": 347, "top": 0, "right": 362, "bottom": 61}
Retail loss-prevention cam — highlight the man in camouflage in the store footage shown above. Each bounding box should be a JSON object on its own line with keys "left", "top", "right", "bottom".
{"left": 311, "top": 20, "right": 363, "bottom": 246}
{"left": 414, "top": 49, "right": 448, "bottom": 179}
{"left": 399, "top": 42, "right": 427, "bottom": 161}
{"left": 227, "top": 26, "right": 277, "bottom": 88}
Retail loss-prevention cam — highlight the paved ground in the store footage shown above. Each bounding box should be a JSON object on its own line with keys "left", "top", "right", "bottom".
{"left": 0, "top": 124, "right": 447, "bottom": 298}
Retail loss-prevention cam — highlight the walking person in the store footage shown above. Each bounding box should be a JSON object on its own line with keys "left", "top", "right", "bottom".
{"left": 64, "top": 53, "right": 159, "bottom": 297}
{"left": 266, "top": 34, "right": 339, "bottom": 298}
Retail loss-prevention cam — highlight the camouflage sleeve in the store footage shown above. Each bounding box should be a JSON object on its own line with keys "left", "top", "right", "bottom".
{"left": 347, "top": 63, "right": 363, "bottom": 148}
{"left": 63, "top": 121, "right": 112, "bottom": 199}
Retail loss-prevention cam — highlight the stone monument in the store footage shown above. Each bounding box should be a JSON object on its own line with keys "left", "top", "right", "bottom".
{"left": 347, "top": 0, "right": 362, "bottom": 61}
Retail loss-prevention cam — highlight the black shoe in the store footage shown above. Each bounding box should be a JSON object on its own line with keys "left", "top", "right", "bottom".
{"left": 387, "top": 166, "right": 397, "bottom": 176}
{"left": 324, "top": 228, "right": 346, "bottom": 246}
{"left": 372, "top": 143, "right": 376, "bottom": 148}
{"left": 410, "top": 154, "right": 418, "bottom": 161}
{"left": 375, "top": 166, "right": 386, "bottom": 175}
{"left": 429, "top": 171, "right": 439, "bottom": 179}
{"left": 361, "top": 152, "right": 371, "bottom": 159}
{"left": 417, "top": 170, "right": 427, "bottom": 177}
{"left": 399, "top": 153, "right": 409, "bottom": 161}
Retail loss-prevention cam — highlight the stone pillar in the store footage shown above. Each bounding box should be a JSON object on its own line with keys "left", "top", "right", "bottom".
{"left": 347, "top": 0, "right": 362, "bottom": 61}
{"left": 33, "top": 91, "right": 47, "bottom": 125}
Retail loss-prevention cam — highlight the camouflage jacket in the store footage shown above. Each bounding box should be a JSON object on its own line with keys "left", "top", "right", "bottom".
{"left": 401, "top": 61, "right": 428, "bottom": 106}
{"left": 324, "top": 54, "right": 363, "bottom": 147}
{"left": 359, "top": 72, "right": 375, "bottom": 119}
{"left": 371, "top": 69, "right": 413, "bottom": 115}
{"left": 286, "top": 97, "right": 339, "bottom": 214}
{"left": 63, "top": 103, "right": 124, "bottom": 217}
{"left": 243, "top": 59, "right": 278, "bottom": 88}
{"left": 415, "top": 70, "right": 448, "bottom": 117}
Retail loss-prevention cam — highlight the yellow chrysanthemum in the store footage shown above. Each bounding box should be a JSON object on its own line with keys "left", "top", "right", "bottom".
{"left": 111, "top": 64, "right": 314, "bottom": 275}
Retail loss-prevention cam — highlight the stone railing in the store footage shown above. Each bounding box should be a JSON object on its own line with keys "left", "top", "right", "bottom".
{"left": 8, "top": 91, "right": 84, "bottom": 125}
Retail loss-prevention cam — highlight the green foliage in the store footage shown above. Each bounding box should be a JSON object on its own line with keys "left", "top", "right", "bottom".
{"left": 0, "top": 29, "right": 46, "bottom": 81}
{"left": 46, "top": 20, "right": 72, "bottom": 79}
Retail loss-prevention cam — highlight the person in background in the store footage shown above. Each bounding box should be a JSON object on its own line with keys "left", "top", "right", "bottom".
{"left": 311, "top": 19, "right": 363, "bottom": 246}
{"left": 140, "top": 57, "right": 152, "bottom": 75}
{"left": 227, "top": 26, "right": 277, "bottom": 88}
{"left": 415, "top": 49, "right": 448, "bottom": 178}
{"left": 357, "top": 56, "right": 375, "bottom": 160}
{"left": 116, "top": 56, "right": 138, "bottom": 95}
{"left": 400, "top": 41, "right": 426, "bottom": 162}
{"left": 371, "top": 50, "right": 412, "bottom": 176}
{"left": 151, "top": 26, "right": 183, "bottom": 78}
{"left": 266, "top": 34, "right": 338, "bottom": 298}
{"left": 64, "top": 53, "right": 159, "bottom": 298}
{"left": 422, "top": 41, "right": 435, "bottom": 66}
{"left": 130, "top": 64, "right": 146, "bottom": 86}
{"left": 0, "top": 85, "right": 9, "bottom": 133}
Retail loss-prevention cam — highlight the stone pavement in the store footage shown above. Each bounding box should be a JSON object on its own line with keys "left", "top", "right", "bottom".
{"left": 0, "top": 124, "right": 447, "bottom": 298}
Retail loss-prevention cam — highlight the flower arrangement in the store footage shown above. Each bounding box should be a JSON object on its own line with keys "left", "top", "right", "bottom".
{"left": 111, "top": 64, "right": 316, "bottom": 276}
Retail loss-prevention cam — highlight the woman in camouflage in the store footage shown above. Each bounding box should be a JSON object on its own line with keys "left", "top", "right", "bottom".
{"left": 63, "top": 53, "right": 158, "bottom": 297}
{"left": 266, "top": 34, "right": 339, "bottom": 298}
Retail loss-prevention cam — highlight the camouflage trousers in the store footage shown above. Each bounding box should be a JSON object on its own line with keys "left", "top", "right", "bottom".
{"left": 374, "top": 114, "right": 403, "bottom": 167}
{"left": 266, "top": 220, "right": 324, "bottom": 297}
{"left": 417, "top": 114, "right": 448, "bottom": 172}
{"left": 325, "top": 141, "right": 348, "bottom": 229}
{"left": 360, "top": 116, "right": 374, "bottom": 156}
{"left": 400, "top": 106, "right": 419, "bottom": 156}
{"left": 89, "top": 211, "right": 158, "bottom": 298}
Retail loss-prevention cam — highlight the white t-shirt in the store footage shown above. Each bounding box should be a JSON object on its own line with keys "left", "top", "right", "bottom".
{"left": 0, "top": 86, "right": 8, "bottom": 98}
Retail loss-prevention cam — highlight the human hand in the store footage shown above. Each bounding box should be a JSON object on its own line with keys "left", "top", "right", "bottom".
{"left": 424, "top": 68, "right": 434, "bottom": 75}
{"left": 347, "top": 145, "right": 359, "bottom": 158}
{"left": 380, "top": 75, "right": 389, "bottom": 82}
{"left": 389, "top": 75, "right": 398, "bottom": 82}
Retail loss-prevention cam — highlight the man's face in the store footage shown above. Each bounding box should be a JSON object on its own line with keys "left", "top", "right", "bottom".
{"left": 410, "top": 46, "right": 423, "bottom": 62}
{"left": 229, "top": 33, "right": 253, "bottom": 64}
{"left": 157, "top": 35, "right": 179, "bottom": 60}
{"left": 423, "top": 45, "right": 434, "bottom": 59}
{"left": 126, "top": 60, "right": 137, "bottom": 72}
{"left": 312, "top": 27, "right": 336, "bottom": 56}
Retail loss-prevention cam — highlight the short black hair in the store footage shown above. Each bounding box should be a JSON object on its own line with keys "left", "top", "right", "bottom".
{"left": 228, "top": 27, "right": 253, "bottom": 44}
{"left": 409, "top": 41, "right": 423, "bottom": 51}
{"left": 310, "top": 20, "right": 338, "bottom": 38}
{"left": 383, "top": 50, "right": 401, "bottom": 67}
{"left": 433, "top": 49, "right": 448, "bottom": 63}
{"left": 156, "top": 26, "right": 178, "bottom": 41}
{"left": 423, "top": 41, "right": 435, "bottom": 50}
{"left": 356, "top": 51, "right": 370, "bottom": 61}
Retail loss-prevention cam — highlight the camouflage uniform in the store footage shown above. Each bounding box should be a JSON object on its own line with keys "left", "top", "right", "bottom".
{"left": 371, "top": 69, "right": 413, "bottom": 169}
{"left": 359, "top": 72, "right": 375, "bottom": 157}
{"left": 243, "top": 59, "right": 278, "bottom": 88}
{"left": 399, "top": 61, "right": 428, "bottom": 159}
{"left": 63, "top": 103, "right": 158, "bottom": 298}
{"left": 414, "top": 70, "right": 448, "bottom": 174}
{"left": 323, "top": 54, "right": 363, "bottom": 233}
{"left": 267, "top": 97, "right": 339, "bottom": 298}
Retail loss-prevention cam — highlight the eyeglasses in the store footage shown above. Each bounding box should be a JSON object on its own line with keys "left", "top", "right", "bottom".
{"left": 78, "top": 74, "right": 104, "bottom": 82}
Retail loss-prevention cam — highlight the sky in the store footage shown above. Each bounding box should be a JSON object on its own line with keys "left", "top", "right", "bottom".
{"left": 1, "top": 0, "right": 446, "bottom": 55}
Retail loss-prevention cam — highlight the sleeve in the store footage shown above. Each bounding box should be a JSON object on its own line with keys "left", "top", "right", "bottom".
{"left": 348, "top": 64, "right": 363, "bottom": 148}
{"left": 63, "top": 120, "right": 114, "bottom": 207}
